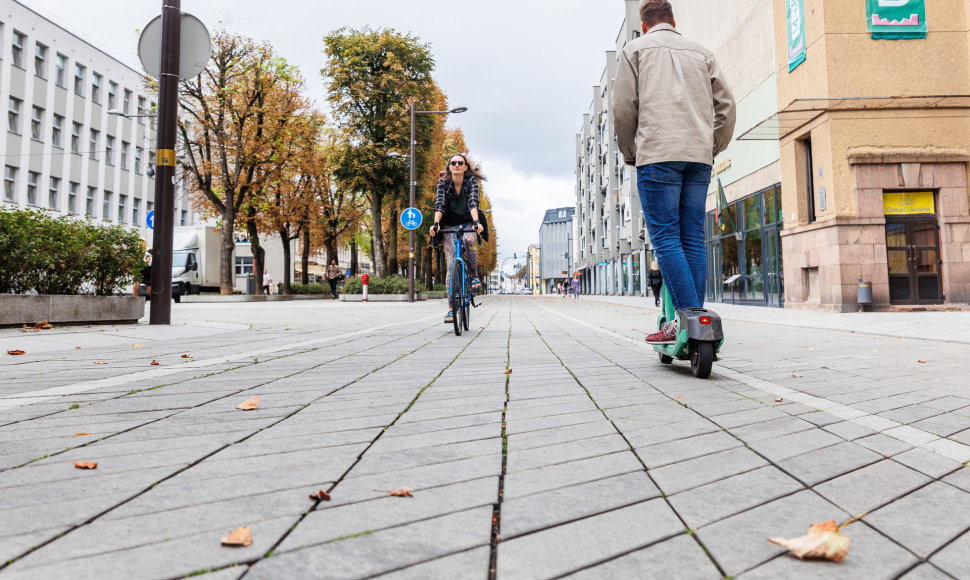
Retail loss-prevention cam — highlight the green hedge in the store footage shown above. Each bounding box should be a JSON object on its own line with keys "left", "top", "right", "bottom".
{"left": 0, "top": 206, "right": 144, "bottom": 295}
{"left": 289, "top": 282, "right": 328, "bottom": 295}
{"left": 342, "top": 276, "right": 423, "bottom": 295}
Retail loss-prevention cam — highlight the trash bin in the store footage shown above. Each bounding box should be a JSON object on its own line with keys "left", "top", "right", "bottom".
{"left": 247, "top": 274, "right": 256, "bottom": 295}
{"left": 857, "top": 279, "right": 872, "bottom": 312}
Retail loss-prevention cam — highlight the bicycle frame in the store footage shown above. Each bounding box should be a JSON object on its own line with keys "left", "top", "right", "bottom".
{"left": 440, "top": 226, "right": 475, "bottom": 310}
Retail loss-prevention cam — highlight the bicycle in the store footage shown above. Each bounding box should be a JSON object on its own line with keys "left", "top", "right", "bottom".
{"left": 438, "top": 225, "right": 481, "bottom": 336}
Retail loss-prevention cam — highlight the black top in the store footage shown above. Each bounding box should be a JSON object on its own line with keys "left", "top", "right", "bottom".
{"left": 435, "top": 176, "right": 479, "bottom": 226}
{"left": 141, "top": 265, "right": 152, "bottom": 285}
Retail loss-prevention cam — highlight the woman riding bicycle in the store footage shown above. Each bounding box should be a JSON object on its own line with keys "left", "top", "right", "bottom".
{"left": 428, "top": 153, "right": 485, "bottom": 324}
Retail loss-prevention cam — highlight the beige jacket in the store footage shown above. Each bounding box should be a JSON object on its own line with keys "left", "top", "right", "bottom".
{"left": 613, "top": 24, "right": 736, "bottom": 167}
{"left": 327, "top": 265, "right": 342, "bottom": 280}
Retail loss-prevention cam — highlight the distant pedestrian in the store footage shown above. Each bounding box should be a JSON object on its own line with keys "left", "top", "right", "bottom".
{"left": 263, "top": 270, "right": 273, "bottom": 295}
{"left": 648, "top": 261, "right": 663, "bottom": 307}
{"left": 137, "top": 252, "right": 152, "bottom": 301}
{"left": 327, "top": 260, "right": 342, "bottom": 299}
{"left": 571, "top": 276, "right": 581, "bottom": 299}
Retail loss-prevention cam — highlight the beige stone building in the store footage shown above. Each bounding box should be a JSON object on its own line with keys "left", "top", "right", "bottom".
{"left": 758, "top": 0, "right": 970, "bottom": 310}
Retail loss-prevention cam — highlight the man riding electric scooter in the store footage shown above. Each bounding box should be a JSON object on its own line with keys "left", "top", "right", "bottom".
{"left": 613, "top": 1, "right": 737, "bottom": 374}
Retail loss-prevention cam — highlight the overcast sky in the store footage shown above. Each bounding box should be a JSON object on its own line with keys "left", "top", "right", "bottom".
{"left": 25, "top": 0, "right": 626, "bottom": 272}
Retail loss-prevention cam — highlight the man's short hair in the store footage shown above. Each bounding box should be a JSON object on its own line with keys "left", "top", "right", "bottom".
{"left": 640, "top": 0, "right": 675, "bottom": 27}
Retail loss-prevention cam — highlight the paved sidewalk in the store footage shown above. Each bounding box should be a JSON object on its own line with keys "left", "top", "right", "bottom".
{"left": 1, "top": 296, "right": 969, "bottom": 579}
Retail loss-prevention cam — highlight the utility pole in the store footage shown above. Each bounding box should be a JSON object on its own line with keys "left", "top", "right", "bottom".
{"left": 149, "top": 0, "right": 181, "bottom": 325}
{"left": 407, "top": 103, "right": 416, "bottom": 303}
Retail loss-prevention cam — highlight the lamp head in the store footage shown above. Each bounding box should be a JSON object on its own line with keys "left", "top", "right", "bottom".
{"left": 450, "top": 107, "right": 469, "bottom": 114}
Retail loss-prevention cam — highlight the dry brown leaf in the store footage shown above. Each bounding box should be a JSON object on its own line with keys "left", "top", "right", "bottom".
{"left": 150, "top": 360, "right": 160, "bottom": 366}
{"left": 774, "top": 398, "right": 784, "bottom": 402}
{"left": 94, "top": 360, "right": 108, "bottom": 365}
{"left": 918, "top": 360, "right": 927, "bottom": 364}
{"left": 33, "top": 321, "right": 53, "bottom": 330}
{"left": 74, "top": 346, "right": 82, "bottom": 349}
{"left": 236, "top": 396, "right": 260, "bottom": 411}
{"left": 73, "top": 432, "right": 93, "bottom": 437}
{"left": 309, "top": 490, "right": 331, "bottom": 501}
{"left": 502, "top": 369, "right": 512, "bottom": 374}
{"left": 221, "top": 526, "right": 253, "bottom": 547}
{"left": 181, "top": 354, "right": 193, "bottom": 359}
{"left": 6, "top": 349, "right": 26, "bottom": 356}
{"left": 74, "top": 461, "right": 98, "bottom": 469}
{"left": 374, "top": 487, "right": 413, "bottom": 497}
{"left": 768, "top": 519, "right": 855, "bottom": 562}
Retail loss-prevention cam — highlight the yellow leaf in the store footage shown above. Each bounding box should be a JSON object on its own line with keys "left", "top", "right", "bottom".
{"left": 768, "top": 519, "right": 852, "bottom": 562}
{"left": 236, "top": 396, "right": 260, "bottom": 411}
{"left": 221, "top": 526, "right": 252, "bottom": 547}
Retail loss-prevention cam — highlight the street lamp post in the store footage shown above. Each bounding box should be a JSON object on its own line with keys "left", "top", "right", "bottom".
{"left": 407, "top": 104, "right": 467, "bottom": 303}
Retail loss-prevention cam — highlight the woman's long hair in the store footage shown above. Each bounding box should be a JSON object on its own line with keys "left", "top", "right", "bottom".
{"left": 442, "top": 153, "right": 486, "bottom": 185}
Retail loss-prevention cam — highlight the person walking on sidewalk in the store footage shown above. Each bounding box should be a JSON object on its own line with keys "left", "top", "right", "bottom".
{"left": 648, "top": 261, "right": 664, "bottom": 307}
{"left": 326, "top": 260, "right": 342, "bottom": 299}
{"left": 263, "top": 270, "right": 273, "bottom": 296}
{"left": 613, "top": 0, "right": 736, "bottom": 344}
{"left": 428, "top": 154, "right": 486, "bottom": 324}
{"left": 571, "top": 276, "right": 581, "bottom": 299}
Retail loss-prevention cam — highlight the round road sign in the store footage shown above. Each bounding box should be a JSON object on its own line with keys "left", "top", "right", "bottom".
{"left": 138, "top": 12, "right": 211, "bottom": 81}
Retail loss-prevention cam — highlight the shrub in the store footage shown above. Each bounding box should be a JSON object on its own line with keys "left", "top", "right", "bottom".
{"left": 343, "top": 276, "right": 421, "bottom": 295}
{"left": 0, "top": 206, "right": 144, "bottom": 295}
{"left": 290, "top": 282, "right": 327, "bottom": 295}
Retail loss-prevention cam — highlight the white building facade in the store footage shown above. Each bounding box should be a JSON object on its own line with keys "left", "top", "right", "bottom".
{"left": 1, "top": 0, "right": 195, "bottom": 239}
{"left": 539, "top": 207, "right": 575, "bottom": 294}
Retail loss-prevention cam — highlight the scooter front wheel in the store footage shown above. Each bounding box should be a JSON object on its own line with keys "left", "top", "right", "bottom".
{"left": 690, "top": 341, "right": 715, "bottom": 379}
{"left": 659, "top": 353, "right": 674, "bottom": 365}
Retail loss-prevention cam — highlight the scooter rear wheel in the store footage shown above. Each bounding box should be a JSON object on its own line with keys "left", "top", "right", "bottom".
{"left": 659, "top": 353, "right": 674, "bottom": 364}
{"left": 690, "top": 341, "right": 715, "bottom": 379}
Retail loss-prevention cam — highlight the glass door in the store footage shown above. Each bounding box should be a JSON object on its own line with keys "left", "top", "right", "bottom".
{"left": 886, "top": 218, "right": 943, "bottom": 305}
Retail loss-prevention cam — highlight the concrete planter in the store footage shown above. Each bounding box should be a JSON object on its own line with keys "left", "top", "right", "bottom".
{"left": 340, "top": 293, "right": 447, "bottom": 302}
{"left": 0, "top": 295, "right": 145, "bottom": 326}
{"left": 181, "top": 294, "right": 335, "bottom": 303}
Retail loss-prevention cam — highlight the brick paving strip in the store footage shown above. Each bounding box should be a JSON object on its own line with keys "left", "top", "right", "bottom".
{"left": 0, "top": 297, "right": 968, "bottom": 579}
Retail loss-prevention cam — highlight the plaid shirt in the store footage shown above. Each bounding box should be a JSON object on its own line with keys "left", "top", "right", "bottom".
{"left": 434, "top": 176, "right": 480, "bottom": 216}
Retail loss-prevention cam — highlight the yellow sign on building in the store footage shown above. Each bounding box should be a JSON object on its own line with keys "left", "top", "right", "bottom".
{"left": 883, "top": 192, "right": 935, "bottom": 216}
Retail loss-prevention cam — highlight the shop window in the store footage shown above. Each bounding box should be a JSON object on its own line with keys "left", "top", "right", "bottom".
{"left": 802, "top": 137, "right": 816, "bottom": 223}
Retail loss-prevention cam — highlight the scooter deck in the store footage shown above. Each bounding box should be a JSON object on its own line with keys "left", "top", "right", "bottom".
{"left": 652, "top": 286, "right": 724, "bottom": 361}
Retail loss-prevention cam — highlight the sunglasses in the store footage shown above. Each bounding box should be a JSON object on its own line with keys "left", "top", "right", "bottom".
{"left": 450, "top": 160, "right": 465, "bottom": 167}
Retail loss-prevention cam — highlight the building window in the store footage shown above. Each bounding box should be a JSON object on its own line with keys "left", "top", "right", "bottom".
{"left": 108, "top": 81, "right": 118, "bottom": 110}
{"left": 120, "top": 141, "right": 129, "bottom": 169}
{"left": 118, "top": 194, "right": 127, "bottom": 223}
{"left": 102, "top": 190, "right": 112, "bottom": 220}
{"left": 235, "top": 256, "right": 254, "bottom": 275}
{"left": 68, "top": 182, "right": 79, "bottom": 213}
{"left": 8, "top": 97, "right": 22, "bottom": 134}
{"left": 30, "top": 106, "right": 43, "bottom": 141}
{"left": 89, "top": 129, "right": 99, "bottom": 160}
{"left": 91, "top": 73, "right": 102, "bottom": 104}
{"left": 51, "top": 114, "right": 63, "bottom": 148}
{"left": 135, "top": 147, "right": 143, "bottom": 173}
{"left": 3, "top": 166, "right": 17, "bottom": 202}
{"left": 27, "top": 171, "right": 39, "bottom": 206}
{"left": 55, "top": 53, "right": 67, "bottom": 87}
{"left": 74, "top": 63, "right": 86, "bottom": 97}
{"left": 48, "top": 176, "right": 60, "bottom": 210}
{"left": 11, "top": 30, "right": 25, "bottom": 68}
{"left": 105, "top": 135, "right": 115, "bottom": 165}
{"left": 71, "top": 122, "right": 82, "bottom": 154}
{"left": 803, "top": 137, "right": 816, "bottom": 224}
{"left": 123, "top": 89, "right": 132, "bottom": 114}
{"left": 34, "top": 42, "right": 47, "bottom": 78}
{"left": 137, "top": 97, "right": 147, "bottom": 124}
{"left": 133, "top": 198, "right": 141, "bottom": 227}
{"left": 181, "top": 210, "right": 188, "bottom": 226}
{"left": 86, "top": 186, "right": 96, "bottom": 216}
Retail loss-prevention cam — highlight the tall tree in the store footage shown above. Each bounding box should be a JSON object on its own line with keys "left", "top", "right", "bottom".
{"left": 314, "top": 135, "right": 367, "bottom": 270}
{"left": 322, "top": 27, "right": 439, "bottom": 277}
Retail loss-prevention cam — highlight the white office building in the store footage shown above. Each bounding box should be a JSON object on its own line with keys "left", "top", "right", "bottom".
{"left": 1, "top": 0, "right": 195, "bottom": 237}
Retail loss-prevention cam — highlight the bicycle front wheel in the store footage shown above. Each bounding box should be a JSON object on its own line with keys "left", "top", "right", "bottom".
{"left": 462, "top": 271, "right": 471, "bottom": 331}
{"left": 451, "top": 260, "right": 463, "bottom": 336}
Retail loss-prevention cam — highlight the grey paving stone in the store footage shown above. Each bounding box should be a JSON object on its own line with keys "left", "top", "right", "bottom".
{"left": 712, "top": 406, "right": 790, "bottom": 429}
{"left": 901, "top": 563, "right": 958, "bottom": 580}
{"left": 497, "top": 499, "right": 683, "bottom": 580}
{"left": 374, "top": 546, "right": 490, "bottom": 579}
{"left": 0, "top": 528, "right": 68, "bottom": 567}
{"left": 778, "top": 441, "right": 883, "bottom": 485}
{"left": 351, "top": 438, "right": 502, "bottom": 477}
{"left": 622, "top": 418, "right": 719, "bottom": 449}
{"left": 506, "top": 433, "right": 630, "bottom": 473}
{"left": 816, "top": 460, "right": 930, "bottom": 515}
{"left": 799, "top": 411, "right": 842, "bottom": 427}
{"left": 922, "top": 396, "right": 970, "bottom": 413}
{"left": 748, "top": 428, "right": 843, "bottom": 462}
{"left": 823, "top": 420, "right": 878, "bottom": 441}
{"left": 501, "top": 471, "right": 660, "bottom": 539}
{"left": 868, "top": 482, "right": 970, "bottom": 557}
{"left": 505, "top": 421, "right": 617, "bottom": 452}
{"left": 893, "top": 448, "right": 963, "bottom": 478}
{"left": 879, "top": 404, "right": 944, "bottom": 424}
{"left": 911, "top": 413, "right": 970, "bottom": 437}
{"left": 740, "top": 521, "right": 917, "bottom": 580}
{"left": 503, "top": 452, "right": 643, "bottom": 499}
{"left": 649, "top": 446, "right": 768, "bottom": 495}
{"left": 931, "top": 530, "right": 970, "bottom": 579}
{"left": 855, "top": 432, "right": 916, "bottom": 457}
{"left": 636, "top": 431, "right": 743, "bottom": 469}
{"left": 563, "top": 534, "right": 720, "bottom": 579}
{"left": 698, "top": 490, "right": 849, "bottom": 576}
{"left": 668, "top": 465, "right": 803, "bottom": 528}
{"left": 730, "top": 415, "right": 816, "bottom": 443}
{"left": 336, "top": 454, "right": 503, "bottom": 505}
{"left": 248, "top": 507, "right": 492, "bottom": 580}
{"left": 504, "top": 410, "right": 607, "bottom": 436}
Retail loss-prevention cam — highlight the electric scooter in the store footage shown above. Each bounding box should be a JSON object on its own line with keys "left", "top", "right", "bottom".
{"left": 652, "top": 285, "right": 724, "bottom": 379}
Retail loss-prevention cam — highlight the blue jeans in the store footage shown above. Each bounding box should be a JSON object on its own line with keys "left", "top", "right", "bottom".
{"left": 637, "top": 162, "right": 712, "bottom": 311}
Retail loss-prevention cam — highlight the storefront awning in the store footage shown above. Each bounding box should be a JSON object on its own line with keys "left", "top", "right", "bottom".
{"left": 738, "top": 95, "right": 970, "bottom": 141}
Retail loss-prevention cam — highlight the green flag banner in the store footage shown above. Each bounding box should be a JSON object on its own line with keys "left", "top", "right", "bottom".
{"left": 786, "top": 0, "right": 806, "bottom": 72}
{"left": 867, "top": 0, "right": 927, "bottom": 39}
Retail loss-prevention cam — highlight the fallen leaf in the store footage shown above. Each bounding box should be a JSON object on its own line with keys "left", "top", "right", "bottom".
{"left": 309, "top": 490, "right": 331, "bottom": 501}
{"left": 774, "top": 398, "right": 784, "bottom": 402}
{"left": 133, "top": 344, "right": 144, "bottom": 348}
{"left": 74, "top": 346, "right": 81, "bottom": 349}
{"left": 502, "top": 369, "right": 512, "bottom": 374}
{"left": 6, "top": 350, "right": 26, "bottom": 355}
{"left": 236, "top": 396, "right": 260, "bottom": 411}
{"left": 74, "top": 461, "right": 98, "bottom": 469}
{"left": 374, "top": 487, "right": 413, "bottom": 497}
{"left": 768, "top": 518, "right": 858, "bottom": 563}
{"left": 87, "top": 324, "right": 93, "bottom": 328}
{"left": 791, "top": 374, "right": 802, "bottom": 378}
{"left": 181, "top": 354, "right": 193, "bottom": 359}
{"left": 94, "top": 360, "right": 108, "bottom": 365}
{"left": 33, "top": 321, "right": 52, "bottom": 330}
{"left": 917, "top": 360, "right": 927, "bottom": 364}
{"left": 150, "top": 360, "right": 160, "bottom": 366}
{"left": 73, "top": 432, "right": 93, "bottom": 437}
{"left": 221, "top": 526, "right": 253, "bottom": 547}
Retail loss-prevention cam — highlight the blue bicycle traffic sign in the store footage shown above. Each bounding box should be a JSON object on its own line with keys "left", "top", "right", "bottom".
{"left": 400, "top": 207, "right": 423, "bottom": 231}
{"left": 146, "top": 210, "right": 155, "bottom": 229}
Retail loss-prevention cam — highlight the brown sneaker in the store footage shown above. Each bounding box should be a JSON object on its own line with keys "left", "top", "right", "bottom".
{"left": 645, "top": 321, "right": 677, "bottom": 344}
